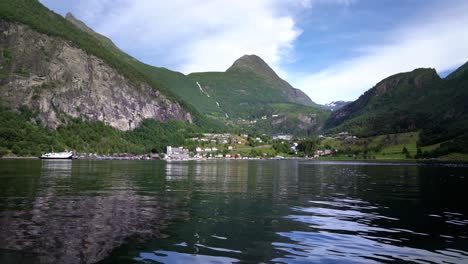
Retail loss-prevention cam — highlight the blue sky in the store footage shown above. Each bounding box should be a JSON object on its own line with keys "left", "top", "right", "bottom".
{"left": 40, "top": 0, "right": 468, "bottom": 104}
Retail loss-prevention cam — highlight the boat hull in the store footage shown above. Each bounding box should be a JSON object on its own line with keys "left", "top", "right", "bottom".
{"left": 40, "top": 156, "right": 73, "bottom": 160}
{"left": 40, "top": 152, "right": 73, "bottom": 159}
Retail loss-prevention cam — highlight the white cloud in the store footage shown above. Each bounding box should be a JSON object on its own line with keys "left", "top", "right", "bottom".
{"left": 70, "top": 0, "right": 308, "bottom": 75}
{"left": 293, "top": 2, "right": 468, "bottom": 104}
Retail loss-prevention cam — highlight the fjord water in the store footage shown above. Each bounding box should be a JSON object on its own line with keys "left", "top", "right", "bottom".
{"left": 0, "top": 160, "right": 467, "bottom": 263}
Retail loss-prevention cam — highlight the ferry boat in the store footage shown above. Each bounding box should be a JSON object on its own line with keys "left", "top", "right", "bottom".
{"left": 40, "top": 151, "right": 73, "bottom": 159}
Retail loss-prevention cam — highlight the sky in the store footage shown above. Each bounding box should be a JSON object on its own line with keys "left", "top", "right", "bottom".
{"left": 39, "top": 0, "right": 468, "bottom": 104}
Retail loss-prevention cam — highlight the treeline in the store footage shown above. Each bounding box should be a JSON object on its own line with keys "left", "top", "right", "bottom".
{"left": 0, "top": 107, "right": 206, "bottom": 157}
{"left": 416, "top": 134, "right": 468, "bottom": 159}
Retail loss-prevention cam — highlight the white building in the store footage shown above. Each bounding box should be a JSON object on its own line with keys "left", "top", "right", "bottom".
{"left": 272, "top": 134, "right": 293, "bottom": 141}
{"left": 166, "top": 146, "right": 189, "bottom": 160}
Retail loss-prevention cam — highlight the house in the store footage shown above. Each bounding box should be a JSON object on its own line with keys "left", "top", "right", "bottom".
{"left": 313, "top": 149, "right": 334, "bottom": 158}
{"left": 195, "top": 147, "right": 202, "bottom": 152}
{"left": 272, "top": 134, "right": 293, "bottom": 141}
{"left": 212, "top": 147, "right": 218, "bottom": 152}
{"left": 291, "top": 142, "right": 298, "bottom": 152}
{"left": 228, "top": 146, "right": 234, "bottom": 150}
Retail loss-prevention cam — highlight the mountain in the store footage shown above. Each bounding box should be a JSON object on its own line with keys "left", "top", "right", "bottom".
{"left": 325, "top": 65, "right": 468, "bottom": 146}
{"left": 0, "top": 1, "right": 199, "bottom": 132}
{"left": 186, "top": 55, "right": 329, "bottom": 134}
{"left": 321, "top": 101, "right": 350, "bottom": 111}
{"left": 225, "top": 55, "right": 315, "bottom": 106}
{"left": 0, "top": 0, "right": 219, "bottom": 156}
{"left": 1, "top": 20, "right": 195, "bottom": 130}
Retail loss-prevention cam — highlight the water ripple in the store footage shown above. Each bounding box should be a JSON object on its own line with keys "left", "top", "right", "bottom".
{"left": 276, "top": 197, "right": 468, "bottom": 263}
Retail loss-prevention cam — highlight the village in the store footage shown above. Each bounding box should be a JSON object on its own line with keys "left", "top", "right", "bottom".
{"left": 162, "top": 132, "right": 338, "bottom": 161}
{"left": 40, "top": 132, "right": 353, "bottom": 161}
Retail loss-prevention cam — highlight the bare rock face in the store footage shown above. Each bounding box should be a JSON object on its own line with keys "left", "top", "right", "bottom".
{"left": 0, "top": 21, "right": 192, "bottom": 130}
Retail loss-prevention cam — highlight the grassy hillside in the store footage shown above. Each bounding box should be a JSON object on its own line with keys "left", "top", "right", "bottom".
{"left": 325, "top": 67, "right": 468, "bottom": 146}
{"left": 317, "top": 131, "right": 468, "bottom": 161}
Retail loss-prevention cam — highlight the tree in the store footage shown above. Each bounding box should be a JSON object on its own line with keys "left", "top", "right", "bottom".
{"left": 297, "top": 138, "right": 319, "bottom": 156}
{"left": 402, "top": 146, "right": 411, "bottom": 159}
{"left": 0, "top": 147, "right": 8, "bottom": 157}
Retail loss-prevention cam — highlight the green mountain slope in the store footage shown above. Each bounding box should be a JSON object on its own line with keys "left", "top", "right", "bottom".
{"left": 226, "top": 55, "right": 315, "bottom": 106}
{"left": 325, "top": 65, "right": 468, "bottom": 148}
{"left": 446, "top": 61, "right": 468, "bottom": 80}
{"left": 186, "top": 55, "right": 328, "bottom": 134}
{"left": 190, "top": 55, "right": 318, "bottom": 118}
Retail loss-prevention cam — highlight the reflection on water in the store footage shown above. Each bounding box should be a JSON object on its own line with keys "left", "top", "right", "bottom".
{"left": 0, "top": 160, "right": 467, "bottom": 263}
{"left": 41, "top": 160, "right": 72, "bottom": 177}
{"left": 0, "top": 160, "right": 187, "bottom": 263}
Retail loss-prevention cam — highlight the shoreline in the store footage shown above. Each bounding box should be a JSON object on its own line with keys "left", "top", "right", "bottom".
{"left": 1, "top": 156, "right": 467, "bottom": 164}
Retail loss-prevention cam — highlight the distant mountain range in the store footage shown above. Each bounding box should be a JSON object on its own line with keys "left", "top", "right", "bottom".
{"left": 0, "top": 0, "right": 467, "bottom": 156}
{"left": 321, "top": 101, "right": 351, "bottom": 111}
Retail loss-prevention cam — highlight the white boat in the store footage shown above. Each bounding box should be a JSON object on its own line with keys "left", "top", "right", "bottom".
{"left": 40, "top": 151, "right": 73, "bottom": 159}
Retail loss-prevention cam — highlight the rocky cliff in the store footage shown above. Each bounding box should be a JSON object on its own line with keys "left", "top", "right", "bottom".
{"left": 0, "top": 21, "right": 192, "bottom": 131}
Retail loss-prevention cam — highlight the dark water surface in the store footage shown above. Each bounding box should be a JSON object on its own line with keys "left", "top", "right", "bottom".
{"left": 0, "top": 160, "right": 467, "bottom": 263}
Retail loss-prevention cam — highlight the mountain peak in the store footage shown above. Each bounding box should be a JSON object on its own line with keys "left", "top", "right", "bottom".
{"left": 226, "top": 54, "right": 280, "bottom": 79}
{"left": 65, "top": 12, "right": 121, "bottom": 51}
{"left": 372, "top": 68, "right": 439, "bottom": 96}
{"left": 224, "top": 54, "right": 314, "bottom": 106}
{"left": 65, "top": 12, "right": 94, "bottom": 35}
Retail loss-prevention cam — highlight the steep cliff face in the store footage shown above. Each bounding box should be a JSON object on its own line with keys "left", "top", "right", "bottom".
{"left": 0, "top": 21, "right": 192, "bottom": 131}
